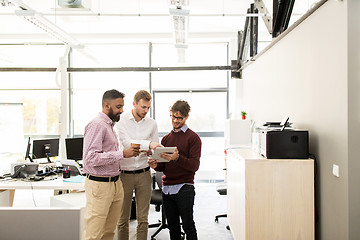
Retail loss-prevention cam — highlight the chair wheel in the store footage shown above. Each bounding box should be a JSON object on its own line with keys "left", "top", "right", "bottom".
{"left": 226, "top": 225, "right": 230, "bottom": 230}
{"left": 215, "top": 217, "right": 219, "bottom": 222}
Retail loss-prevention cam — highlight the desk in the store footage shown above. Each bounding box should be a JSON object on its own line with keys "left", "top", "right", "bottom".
{"left": 0, "top": 207, "right": 84, "bottom": 240}
{"left": 0, "top": 177, "right": 85, "bottom": 239}
{"left": 227, "top": 148, "right": 314, "bottom": 240}
{"left": 0, "top": 177, "right": 85, "bottom": 206}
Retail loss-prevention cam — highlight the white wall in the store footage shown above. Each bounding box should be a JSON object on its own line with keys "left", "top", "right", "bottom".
{"left": 236, "top": 0, "right": 360, "bottom": 239}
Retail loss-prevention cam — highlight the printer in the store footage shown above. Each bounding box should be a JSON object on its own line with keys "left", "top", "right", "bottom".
{"left": 259, "top": 129, "right": 309, "bottom": 159}
{"left": 258, "top": 118, "right": 309, "bottom": 159}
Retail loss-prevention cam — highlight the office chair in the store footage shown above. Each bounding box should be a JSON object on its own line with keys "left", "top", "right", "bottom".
{"left": 214, "top": 181, "right": 230, "bottom": 230}
{"left": 148, "top": 171, "right": 167, "bottom": 240}
{"left": 214, "top": 150, "right": 230, "bottom": 230}
{"left": 214, "top": 181, "right": 227, "bottom": 221}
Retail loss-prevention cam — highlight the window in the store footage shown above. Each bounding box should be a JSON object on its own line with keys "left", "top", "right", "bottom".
{"left": 152, "top": 71, "right": 227, "bottom": 89}
{"left": 0, "top": 90, "right": 60, "bottom": 135}
{"left": 71, "top": 72, "right": 150, "bottom": 134}
{"left": 0, "top": 72, "right": 59, "bottom": 89}
{"left": 151, "top": 43, "right": 228, "bottom": 66}
{"left": 0, "top": 71, "right": 60, "bottom": 135}
{"left": 0, "top": 45, "right": 66, "bottom": 68}
{"left": 150, "top": 42, "right": 228, "bottom": 182}
{"left": 0, "top": 42, "right": 229, "bottom": 181}
{"left": 153, "top": 91, "right": 227, "bottom": 133}
{"left": 71, "top": 44, "right": 149, "bottom": 68}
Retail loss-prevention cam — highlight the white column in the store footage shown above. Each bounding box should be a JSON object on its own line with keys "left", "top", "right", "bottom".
{"left": 58, "top": 47, "right": 70, "bottom": 159}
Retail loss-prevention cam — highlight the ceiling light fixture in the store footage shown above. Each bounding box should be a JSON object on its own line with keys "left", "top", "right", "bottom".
{"left": 169, "top": 0, "right": 189, "bottom": 49}
{"left": 58, "top": 0, "right": 83, "bottom": 8}
{"left": 169, "top": 0, "right": 189, "bottom": 62}
{"left": 12, "top": 0, "right": 82, "bottom": 47}
{"left": 1, "top": 0, "right": 13, "bottom": 6}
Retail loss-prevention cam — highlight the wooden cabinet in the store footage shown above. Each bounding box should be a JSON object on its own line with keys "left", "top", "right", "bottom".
{"left": 227, "top": 148, "right": 314, "bottom": 240}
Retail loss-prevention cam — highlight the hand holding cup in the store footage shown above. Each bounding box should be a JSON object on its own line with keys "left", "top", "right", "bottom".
{"left": 123, "top": 142, "right": 140, "bottom": 158}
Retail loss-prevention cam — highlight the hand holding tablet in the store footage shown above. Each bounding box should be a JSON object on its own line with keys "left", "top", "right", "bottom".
{"left": 151, "top": 147, "right": 177, "bottom": 162}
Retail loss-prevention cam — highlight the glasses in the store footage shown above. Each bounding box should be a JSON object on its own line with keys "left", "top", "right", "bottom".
{"left": 170, "top": 114, "right": 184, "bottom": 121}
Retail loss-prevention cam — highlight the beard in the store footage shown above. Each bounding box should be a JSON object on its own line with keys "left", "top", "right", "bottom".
{"left": 108, "top": 108, "right": 121, "bottom": 122}
{"left": 172, "top": 121, "right": 184, "bottom": 131}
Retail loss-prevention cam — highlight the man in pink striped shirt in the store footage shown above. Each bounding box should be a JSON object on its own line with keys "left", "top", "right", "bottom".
{"left": 82, "top": 89, "right": 140, "bottom": 240}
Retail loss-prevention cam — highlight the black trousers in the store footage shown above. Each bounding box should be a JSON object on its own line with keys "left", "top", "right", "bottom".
{"left": 162, "top": 184, "right": 198, "bottom": 240}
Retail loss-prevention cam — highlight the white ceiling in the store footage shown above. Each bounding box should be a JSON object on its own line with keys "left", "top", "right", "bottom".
{"left": 0, "top": 0, "right": 319, "bottom": 45}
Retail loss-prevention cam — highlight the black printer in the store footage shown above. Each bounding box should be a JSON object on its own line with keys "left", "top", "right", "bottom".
{"left": 259, "top": 129, "right": 309, "bottom": 159}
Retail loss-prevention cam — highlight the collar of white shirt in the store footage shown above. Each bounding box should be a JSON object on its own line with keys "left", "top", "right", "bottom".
{"left": 128, "top": 111, "right": 149, "bottom": 123}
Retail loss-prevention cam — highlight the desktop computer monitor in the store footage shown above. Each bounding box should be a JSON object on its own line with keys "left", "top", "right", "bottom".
{"left": 32, "top": 138, "right": 59, "bottom": 163}
{"left": 25, "top": 137, "right": 33, "bottom": 162}
{"left": 65, "top": 137, "right": 83, "bottom": 161}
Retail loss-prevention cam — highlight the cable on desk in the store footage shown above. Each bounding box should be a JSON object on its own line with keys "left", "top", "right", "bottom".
{"left": 30, "top": 181, "right": 37, "bottom": 207}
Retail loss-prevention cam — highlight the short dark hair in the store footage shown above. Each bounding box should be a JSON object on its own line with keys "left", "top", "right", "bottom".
{"left": 170, "top": 100, "right": 191, "bottom": 117}
{"left": 102, "top": 89, "right": 125, "bottom": 107}
{"left": 134, "top": 90, "right": 152, "bottom": 103}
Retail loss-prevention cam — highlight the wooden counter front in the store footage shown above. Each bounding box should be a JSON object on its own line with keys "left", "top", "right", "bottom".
{"left": 227, "top": 148, "right": 314, "bottom": 240}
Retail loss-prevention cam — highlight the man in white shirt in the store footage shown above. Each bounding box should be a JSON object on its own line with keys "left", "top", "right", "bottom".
{"left": 115, "top": 90, "right": 161, "bottom": 240}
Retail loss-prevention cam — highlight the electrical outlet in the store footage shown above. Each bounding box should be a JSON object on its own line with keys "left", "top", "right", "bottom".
{"left": 333, "top": 164, "right": 339, "bottom": 177}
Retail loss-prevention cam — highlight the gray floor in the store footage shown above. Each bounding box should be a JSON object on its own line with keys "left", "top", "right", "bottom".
{"left": 120, "top": 182, "right": 234, "bottom": 240}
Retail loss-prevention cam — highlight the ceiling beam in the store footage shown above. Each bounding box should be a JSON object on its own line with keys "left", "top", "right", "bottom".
{"left": 0, "top": 66, "right": 231, "bottom": 72}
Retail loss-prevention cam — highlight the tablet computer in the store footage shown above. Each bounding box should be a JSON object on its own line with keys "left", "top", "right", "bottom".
{"left": 151, "top": 147, "right": 177, "bottom": 162}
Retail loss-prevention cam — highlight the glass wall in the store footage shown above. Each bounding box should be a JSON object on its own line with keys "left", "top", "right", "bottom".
{"left": 71, "top": 44, "right": 149, "bottom": 68}
{"left": 0, "top": 42, "right": 229, "bottom": 181}
{"left": 151, "top": 43, "right": 228, "bottom": 134}
{"left": 0, "top": 73, "right": 60, "bottom": 135}
{"left": 0, "top": 89, "right": 60, "bottom": 135}
{"left": 150, "top": 43, "right": 228, "bottom": 181}
{"left": 0, "top": 45, "right": 64, "bottom": 173}
{"left": 71, "top": 72, "right": 150, "bottom": 135}
{"left": 0, "top": 45, "right": 66, "bottom": 68}
{"left": 153, "top": 91, "right": 227, "bottom": 133}
{"left": 151, "top": 70, "right": 227, "bottom": 89}
{"left": 151, "top": 43, "right": 228, "bottom": 66}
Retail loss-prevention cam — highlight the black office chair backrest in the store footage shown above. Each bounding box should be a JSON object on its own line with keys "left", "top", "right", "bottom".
{"left": 155, "top": 171, "right": 163, "bottom": 189}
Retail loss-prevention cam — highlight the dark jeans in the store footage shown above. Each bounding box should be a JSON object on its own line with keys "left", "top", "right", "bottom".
{"left": 162, "top": 184, "right": 197, "bottom": 240}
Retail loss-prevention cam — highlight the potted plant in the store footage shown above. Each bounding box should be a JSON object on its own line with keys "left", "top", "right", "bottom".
{"left": 241, "top": 111, "right": 247, "bottom": 120}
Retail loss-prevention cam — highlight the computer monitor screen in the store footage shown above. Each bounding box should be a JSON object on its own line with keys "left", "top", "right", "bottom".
{"left": 25, "top": 137, "right": 33, "bottom": 162}
{"left": 65, "top": 137, "right": 83, "bottom": 161}
{"left": 32, "top": 138, "right": 59, "bottom": 162}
